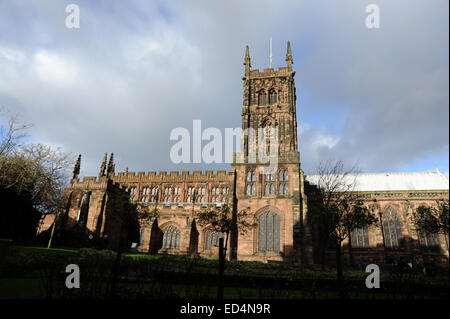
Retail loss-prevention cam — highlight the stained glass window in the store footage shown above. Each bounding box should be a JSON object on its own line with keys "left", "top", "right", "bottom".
{"left": 139, "top": 227, "right": 145, "bottom": 246}
{"left": 383, "top": 207, "right": 403, "bottom": 249}
{"left": 418, "top": 232, "right": 440, "bottom": 251}
{"left": 269, "top": 90, "right": 277, "bottom": 104}
{"left": 351, "top": 225, "right": 370, "bottom": 248}
{"left": 258, "top": 91, "right": 267, "bottom": 105}
{"left": 162, "top": 225, "right": 180, "bottom": 249}
{"left": 258, "top": 212, "right": 280, "bottom": 252}
{"left": 205, "top": 230, "right": 224, "bottom": 250}
{"left": 246, "top": 170, "right": 256, "bottom": 196}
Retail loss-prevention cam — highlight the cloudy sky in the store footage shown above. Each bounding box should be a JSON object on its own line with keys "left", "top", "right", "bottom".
{"left": 0, "top": 0, "right": 448, "bottom": 180}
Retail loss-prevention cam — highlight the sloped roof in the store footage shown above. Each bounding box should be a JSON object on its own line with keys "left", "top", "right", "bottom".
{"left": 304, "top": 171, "right": 449, "bottom": 192}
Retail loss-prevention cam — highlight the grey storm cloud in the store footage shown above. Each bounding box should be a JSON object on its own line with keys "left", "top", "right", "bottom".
{"left": 0, "top": 0, "right": 448, "bottom": 178}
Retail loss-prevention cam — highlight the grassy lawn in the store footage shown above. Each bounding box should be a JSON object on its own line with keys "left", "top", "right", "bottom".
{"left": 0, "top": 277, "right": 405, "bottom": 299}
{"left": 1, "top": 245, "right": 448, "bottom": 299}
{"left": 18, "top": 246, "right": 78, "bottom": 255}
{"left": 0, "top": 276, "right": 428, "bottom": 299}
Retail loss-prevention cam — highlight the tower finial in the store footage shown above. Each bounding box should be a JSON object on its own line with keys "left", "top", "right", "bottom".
{"left": 244, "top": 45, "right": 251, "bottom": 76}
{"left": 107, "top": 152, "right": 114, "bottom": 178}
{"left": 286, "top": 41, "right": 293, "bottom": 71}
{"left": 73, "top": 154, "right": 81, "bottom": 180}
{"left": 99, "top": 152, "right": 107, "bottom": 177}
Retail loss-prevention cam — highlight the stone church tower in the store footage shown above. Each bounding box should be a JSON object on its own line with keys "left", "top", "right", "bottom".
{"left": 231, "top": 42, "right": 313, "bottom": 263}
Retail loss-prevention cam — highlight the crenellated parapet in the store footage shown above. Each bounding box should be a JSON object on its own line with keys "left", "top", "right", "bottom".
{"left": 70, "top": 176, "right": 108, "bottom": 190}
{"left": 249, "top": 67, "right": 291, "bottom": 78}
{"left": 112, "top": 170, "right": 234, "bottom": 183}
{"left": 69, "top": 175, "right": 130, "bottom": 193}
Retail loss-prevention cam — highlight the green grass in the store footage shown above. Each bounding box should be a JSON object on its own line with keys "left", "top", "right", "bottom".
{"left": 1, "top": 245, "right": 447, "bottom": 299}
{"left": 124, "top": 253, "right": 160, "bottom": 259}
{"left": 0, "top": 277, "right": 434, "bottom": 300}
{"left": 9, "top": 246, "right": 450, "bottom": 282}
{"left": 18, "top": 246, "right": 78, "bottom": 255}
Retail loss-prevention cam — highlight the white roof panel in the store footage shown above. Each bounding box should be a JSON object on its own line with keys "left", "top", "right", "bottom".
{"left": 305, "top": 171, "right": 449, "bottom": 192}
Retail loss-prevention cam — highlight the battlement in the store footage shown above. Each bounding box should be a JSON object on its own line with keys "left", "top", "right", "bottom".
{"left": 69, "top": 176, "right": 109, "bottom": 190}
{"left": 77, "top": 170, "right": 235, "bottom": 184}
{"left": 249, "top": 67, "right": 291, "bottom": 78}
{"left": 71, "top": 176, "right": 131, "bottom": 188}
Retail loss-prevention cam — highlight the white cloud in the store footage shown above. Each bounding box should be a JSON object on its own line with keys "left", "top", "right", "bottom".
{"left": 0, "top": 0, "right": 447, "bottom": 177}
{"left": 0, "top": 46, "right": 25, "bottom": 63}
{"left": 34, "top": 50, "right": 79, "bottom": 84}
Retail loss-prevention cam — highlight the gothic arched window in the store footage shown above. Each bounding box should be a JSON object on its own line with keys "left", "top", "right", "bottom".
{"left": 258, "top": 91, "right": 267, "bottom": 106}
{"left": 141, "top": 187, "right": 149, "bottom": 202}
{"left": 246, "top": 169, "right": 256, "bottom": 196}
{"left": 383, "top": 207, "right": 403, "bottom": 249}
{"left": 130, "top": 186, "right": 137, "bottom": 200}
{"left": 77, "top": 191, "right": 91, "bottom": 228}
{"left": 205, "top": 230, "right": 224, "bottom": 250}
{"left": 162, "top": 225, "right": 180, "bottom": 249}
{"left": 139, "top": 227, "right": 145, "bottom": 246}
{"left": 418, "top": 232, "right": 440, "bottom": 251}
{"left": 278, "top": 168, "right": 288, "bottom": 195}
{"left": 258, "top": 211, "right": 280, "bottom": 252}
{"left": 279, "top": 183, "right": 284, "bottom": 195}
{"left": 150, "top": 187, "right": 158, "bottom": 203}
{"left": 269, "top": 89, "right": 277, "bottom": 104}
{"left": 265, "top": 172, "right": 274, "bottom": 181}
{"left": 265, "top": 183, "right": 274, "bottom": 195}
{"left": 351, "top": 225, "right": 370, "bottom": 248}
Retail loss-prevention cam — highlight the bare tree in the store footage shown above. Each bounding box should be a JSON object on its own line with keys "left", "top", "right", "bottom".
{"left": 308, "top": 160, "right": 377, "bottom": 297}
{"left": 0, "top": 107, "right": 31, "bottom": 159}
{"left": 0, "top": 109, "right": 74, "bottom": 241}
{"left": 0, "top": 144, "right": 73, "bottom": 213}
{"left": 308, "top": 160, "right": 358, "bottom": 265}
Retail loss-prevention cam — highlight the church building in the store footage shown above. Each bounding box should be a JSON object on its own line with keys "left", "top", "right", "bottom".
{"left": 60, "top": 43, "right": 449, "bottom": 268}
